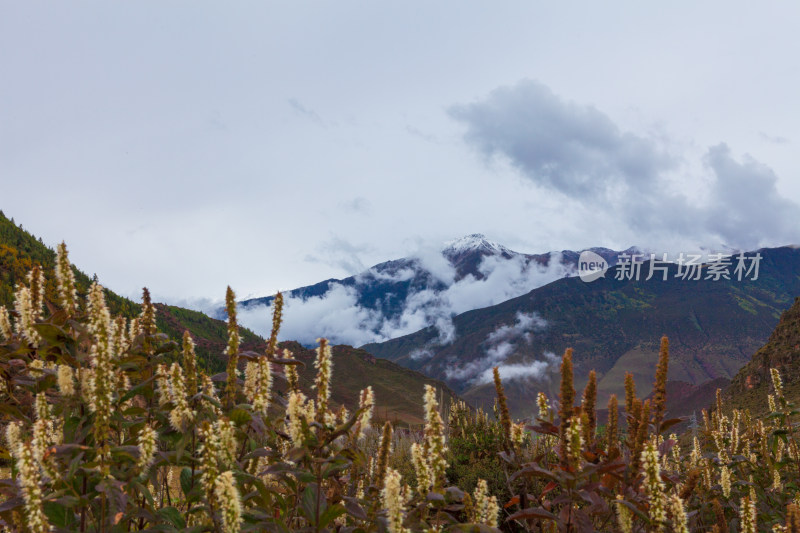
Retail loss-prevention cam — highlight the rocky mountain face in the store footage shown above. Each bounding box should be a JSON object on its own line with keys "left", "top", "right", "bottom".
{"left": 724, "top": 295, "right": 800, "bottom": 415}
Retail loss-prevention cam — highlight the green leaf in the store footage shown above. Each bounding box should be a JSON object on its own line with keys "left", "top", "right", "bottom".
{"left": 343, "top": 497, "right": 368, "bottom": 520}
{"left": 229, "top": 407, "right": 252, "bottom": 426}
{"left": 0, "top": 402, "right": 27, "bottom": 420}
{"left": 154, "top": 340, "right": 179, "bottom": 355}
{"left": 180, "top": 467, "right": 194, "bottom": 497}
{"left": 427, "top": 491, "right": 446, "bottom": 502}
{"left": 118, "top": 374, "right": 156, "bottom": 404}
{"left": 321, "top": 460, "right": 350, "bottom": 479}
{"left": 510, "top": 463, "right": 560, "bottom": 482}
{"left": 43, "top": 500, "right": 72, "bottom": 528}
{"left": 319, "top": 503, "right": 346, "bottom": 528}
{"left": 285, "top": 447, "right": 307, "bottom": 464}
{"left": 301, "top": 483, "right": 325, "bottom": 526}
{"left": 175, "top": 433, "right": 188, "bottom": 463}
{"left": 33, "top": 323, "right": 70, "bottom": 345}
{"left": 659, "top": 417, "right": 684, "bottom": 433}
{"left": 157, "top": 506, "right": 187, "bottom": 529}
{"left": 66, "top": 454, "right": 86, "bottom": 480}
{"left": 616, "top": 499, "right": 651, "bottom": 523}
{"left": 297, "top": 472, "right": 317, "bottom": 484}
{"left": 110, "top": 445, "right": 140, "bottom": 462}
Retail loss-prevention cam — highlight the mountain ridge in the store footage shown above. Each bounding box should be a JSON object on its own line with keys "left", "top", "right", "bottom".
{"left": 227, "top": 234, "right": 637, "bottom": 347}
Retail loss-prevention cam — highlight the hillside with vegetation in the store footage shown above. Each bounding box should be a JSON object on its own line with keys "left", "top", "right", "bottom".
{"left": 280, "top": 341, "right": 460, "bottom": 426}
{"left": 0, "top": 210, "right": 264, "bottom": 374}
{"left": 725, "top": 295, "right": 800, "bottom": 415}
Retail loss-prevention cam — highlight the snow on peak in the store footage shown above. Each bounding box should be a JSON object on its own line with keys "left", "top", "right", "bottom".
{"left": 442, "top": 234, "right": 510, "bottom": 255}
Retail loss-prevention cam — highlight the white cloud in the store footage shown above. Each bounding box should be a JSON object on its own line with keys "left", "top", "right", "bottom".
{"left": 411, "top": 244, "right": 457, "bottom": 285}
{"left": 486, "top": 311, "right": 548, "bottom": 345}
{"left": 444, "top": 312, "right": 548, "bottom": 382}
{"left": 450, "top": 79, "right": 800, "bottom": 250}
{"left": 356, "top": 265, "right": 417, "bottom": 283}
{"left": 408, "top": 347, "right": 434, "bottom": 361}
{"left": 475, "top": 351, "right": 560, "bottom": 384}
{"left": 238, "top": 284, "right": 383, "bottom": 347}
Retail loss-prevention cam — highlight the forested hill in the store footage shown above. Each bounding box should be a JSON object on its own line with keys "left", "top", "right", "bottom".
{"left": 0, "top": 210, "right": 265, "bottom": 372}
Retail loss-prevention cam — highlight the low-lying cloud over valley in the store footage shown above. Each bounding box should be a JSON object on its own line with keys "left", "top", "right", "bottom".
{"left": 444, "top": 311, "right": 553, "bottom": 384}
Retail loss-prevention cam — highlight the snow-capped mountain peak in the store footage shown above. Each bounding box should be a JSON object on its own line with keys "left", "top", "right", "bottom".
{"left": 442, "top": 233, "right": 512, "bottom": 256}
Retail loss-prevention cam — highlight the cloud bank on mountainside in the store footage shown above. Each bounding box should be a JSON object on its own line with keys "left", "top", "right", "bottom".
{"left": 444, "top": 311, "right": 557, "bottom": 385}
{"left": 237, "top": 246, "right": 573, "bottom": 347}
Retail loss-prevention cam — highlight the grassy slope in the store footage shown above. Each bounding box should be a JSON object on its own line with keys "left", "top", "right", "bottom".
{"left": 0, "top": 210, "right": 458, "bottom": 421}
{"left": 725, "top": 296, "right": 800, "bottom": 415}
{"left": 154, "top": 303, "right": 265, "bottom": 373}
{"left": 278, "top": 341, "right": 461, "bottom": 427}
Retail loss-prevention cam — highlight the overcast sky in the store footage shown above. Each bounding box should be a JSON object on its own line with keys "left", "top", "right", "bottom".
{"left": 2, "top": 2, "right": 799, "bottom": 305}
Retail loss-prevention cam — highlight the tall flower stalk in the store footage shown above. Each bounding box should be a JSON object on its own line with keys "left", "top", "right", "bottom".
{"left": 357, "top": 386, "right": 374, "bottom": 439}
{"left": 652, "top": 336, "right": 670, "bottom": 430}
{"left": 14, "top": 285, "right": 40, "bottom": 345}
{"left": 559, "top": 348, "right": 575, "bottom": 461}
{"left": 224, "top": 286, "right": 240, "bottom": 408}
{"left": 422, "top": 384, "right": 448, "bottom": 491}
{"left": 182, "top": 331, "right": 198, "bottom": 395}
{"left": 313, "top": 338, "right": 333, "bottom": 422}
{"left": 381, "top": 468, "right": 408, "bottom": 533}
{"left": 0, "top": 306, "right": 12, "bottom": 341}
{"left": 15, "top": 441, "right": 50, "bottom": 533}
{"left": 87, "top": 282, "right": 115, "bottom": 472}
{"left": 55, "top": 242, "right": 78, "bottom": 313}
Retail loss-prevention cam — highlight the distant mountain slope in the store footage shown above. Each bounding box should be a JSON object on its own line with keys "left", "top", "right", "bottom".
{"left": 229, "top": 233, "right": 635, "bottom": 347}
{"left": 724, "top": 295, "right": 800, "bottom": 415}
{"left": 153, "top": 303, "right": 267, "bottom": 371}
{"left": 661, "top": 378, "right": 731, "bottom": 423}
{"left": 363, "top": 247, "right": 800, "bottom": 417}
{"left": 278, "top": 341, "right": 461, "bottom": 427}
